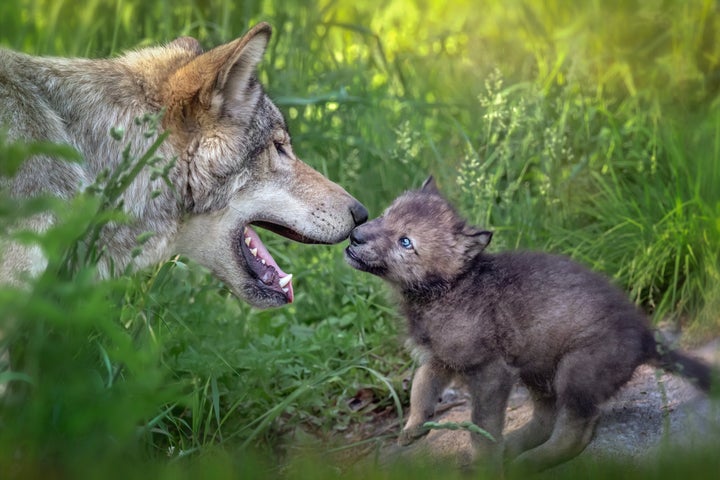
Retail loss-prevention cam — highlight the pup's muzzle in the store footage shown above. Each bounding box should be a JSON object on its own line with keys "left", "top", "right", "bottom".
{"left": 349, "top": 224, "right": 368, "bottom": 246}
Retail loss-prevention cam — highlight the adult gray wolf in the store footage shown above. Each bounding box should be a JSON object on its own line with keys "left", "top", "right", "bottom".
{"left": 0, "top": 23, "right": 367, "bottom": 308}
{"left": 344, "top": 177, "right": 713, "bottom": 473}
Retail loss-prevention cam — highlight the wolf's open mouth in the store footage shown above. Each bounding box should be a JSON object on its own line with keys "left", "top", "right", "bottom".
{"left": 251, "top": 221, "right": 332, "bottom": 245}
{"left": 240, "top": 225, "right": 294, "bottom": 303}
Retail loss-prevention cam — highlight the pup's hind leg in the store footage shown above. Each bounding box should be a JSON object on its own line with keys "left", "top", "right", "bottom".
{"left": 510, "top": 343, "right": 634, "bottom": 472}
{"left": 511, "top": 406, "right": 598, "bottom": 473}
{"left": 399, "top": 359, "right": 453, "bottom": 445}
{"left": 503, "top": 389, "right": 557, "bottom": 461}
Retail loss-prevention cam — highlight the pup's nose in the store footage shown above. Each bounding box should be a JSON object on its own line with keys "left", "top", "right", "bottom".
{"left": 349, "top": 227, "right": 366, "bottom": 246}
{"left": 350, "top": 201, "right": 368, "bottom": 226}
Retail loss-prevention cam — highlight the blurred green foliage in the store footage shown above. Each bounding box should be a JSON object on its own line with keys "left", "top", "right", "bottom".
{"left": 1, "top": 0, "right": 719, "bottom": 478}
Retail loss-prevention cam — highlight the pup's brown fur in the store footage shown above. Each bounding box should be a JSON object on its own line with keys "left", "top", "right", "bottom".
{"left": 345, "top": 177, "right": 713, "bottom": 472}
{"left": 1, "top": 23, "right": 367, "bottom": 308}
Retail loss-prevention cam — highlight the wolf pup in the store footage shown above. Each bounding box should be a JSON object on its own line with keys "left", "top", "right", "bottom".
{"left": 344, "top": 177, "right": 713, "bottom": 472}
{"left": 0, "top": 23, "right": 367, "bottom": 308}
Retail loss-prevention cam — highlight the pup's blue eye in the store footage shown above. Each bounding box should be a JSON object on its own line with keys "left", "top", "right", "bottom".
{"left": 398, "top": 237, "right": 413, "bottom": 250}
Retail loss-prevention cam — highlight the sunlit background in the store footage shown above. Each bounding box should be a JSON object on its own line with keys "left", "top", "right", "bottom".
{"left": 1, "top": 1, "right": 719, "bottom": 478}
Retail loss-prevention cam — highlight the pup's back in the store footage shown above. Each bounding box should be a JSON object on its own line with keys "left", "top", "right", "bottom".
{"left": 477, "top": 250, "right": 653, "bottom": 375}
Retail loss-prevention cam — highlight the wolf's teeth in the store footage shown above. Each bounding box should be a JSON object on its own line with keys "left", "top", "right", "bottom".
{"left": 244, "top": 227, "right": 248, "bottom": 235}
{"left": 250, "top": 248, "right": 258, "bottom": 257}
{"left": 279, "top": 274, "right": 293, "bottom": 288}
{"left": 261, "top": 260, "right": 266, "bottom": 265}
{"left": 283, "top": 288, "right": 289, "bottom": 294}
{"left": 244, "top": 237, "right": 251, "bottom": 247}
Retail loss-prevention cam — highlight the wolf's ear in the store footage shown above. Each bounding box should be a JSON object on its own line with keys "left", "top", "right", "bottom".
{"left": 166, "top": 23, "right": 271, "bottom": 111}
{"left": 420, "top": 176, "right": 440, "bottom": 195}
{"left": 213, "top": 23, "right": 271, "bottom": 110}
{"left": 463, "top": 226, "right": 493, "bottom": 254}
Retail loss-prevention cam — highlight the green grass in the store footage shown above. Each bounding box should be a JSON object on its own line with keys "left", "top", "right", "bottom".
{"left": 1, "top": 0, "right": 719, "bottom": 478}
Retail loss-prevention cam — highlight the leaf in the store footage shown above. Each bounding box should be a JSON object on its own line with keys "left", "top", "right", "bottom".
{"left": 0, "top": 137, "right": 83, "bottom": 177}
{"left": 422, "top": 420, "right": 496, "bottom": 442}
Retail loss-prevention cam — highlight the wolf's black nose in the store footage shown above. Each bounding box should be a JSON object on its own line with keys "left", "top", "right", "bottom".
{"left": 349, "top": 227, "right": 366, "bottom": 246}
{"left": 350, "top": 202, "right": 368, "bottom": 226}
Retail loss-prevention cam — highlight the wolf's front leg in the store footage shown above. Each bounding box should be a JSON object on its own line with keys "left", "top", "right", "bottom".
{"left": 399, "top": 360, "right": 453, "bottom": 446}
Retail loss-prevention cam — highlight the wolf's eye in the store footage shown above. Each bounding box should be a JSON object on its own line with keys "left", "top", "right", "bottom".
{"left": 274, "top": 142, "right": 287, "bottom": 156}
{"left": 398, "top": 237, "right": 414, "bottom": 250}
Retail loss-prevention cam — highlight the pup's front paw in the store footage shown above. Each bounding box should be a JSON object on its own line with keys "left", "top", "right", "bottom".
{"left": 398, "top": 425, "right": 429, "bottom": 446}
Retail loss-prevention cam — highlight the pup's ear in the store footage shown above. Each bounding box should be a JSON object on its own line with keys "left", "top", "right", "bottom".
{"left": 420, "top": 176, "right": 440, "bottom": 195}
{"left": 167, "top": 36, "right": 203, "bottom": 55}
{"left": 165, "top": 23, "right": 271, "bottom": 111}
{"left": 463, "top": 226, "right": 493, "bottom": 254}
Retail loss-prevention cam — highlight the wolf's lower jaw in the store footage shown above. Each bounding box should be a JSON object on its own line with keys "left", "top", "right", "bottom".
{"left": 241, "top": 225, "right": 294, "bottom": 303}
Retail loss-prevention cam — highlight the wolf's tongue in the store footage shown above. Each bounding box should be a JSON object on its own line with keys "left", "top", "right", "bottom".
{"left": 242, "top": 226, "right": 294, "bottom": 303}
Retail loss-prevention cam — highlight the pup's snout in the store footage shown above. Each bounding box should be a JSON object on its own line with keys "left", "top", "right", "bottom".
{"left": 350, "top": 201, "right": 369, "bottom": 226}
{"left": 349, "top": 226, "right": 366, "bottom": 246}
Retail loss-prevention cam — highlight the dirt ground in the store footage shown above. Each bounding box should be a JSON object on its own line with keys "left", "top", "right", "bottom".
{"left": 357, "top": 338, "right": 720, "bottom": 473}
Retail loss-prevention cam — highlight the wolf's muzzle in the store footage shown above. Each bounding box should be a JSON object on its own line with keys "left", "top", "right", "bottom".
{"left": 350, "top": 201, "right": 369, "bottom": 226}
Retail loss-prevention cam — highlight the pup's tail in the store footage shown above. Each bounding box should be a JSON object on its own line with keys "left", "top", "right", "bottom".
{"left": 646, "top": 334, "right": 715, "bottom": 392}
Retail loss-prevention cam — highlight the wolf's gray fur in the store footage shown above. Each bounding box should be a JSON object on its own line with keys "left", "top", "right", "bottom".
{"left": 345, "top": 177, "right": 713, "bottom": 472}
{"left": 0, "top": 23, "right": 367, "bottom": 308}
